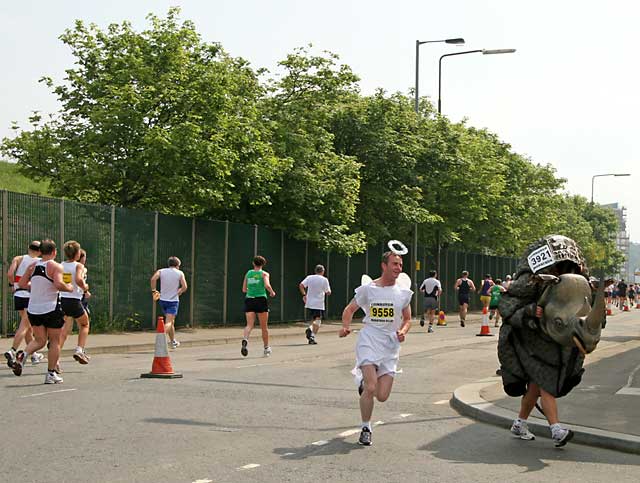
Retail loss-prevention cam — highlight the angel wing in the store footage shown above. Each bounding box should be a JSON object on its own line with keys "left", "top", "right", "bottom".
{"left": 397, "top": 273, "right": 411, "bottom": 290}
{"left": 361, "top": 274, "right": 372, "bottom": 286}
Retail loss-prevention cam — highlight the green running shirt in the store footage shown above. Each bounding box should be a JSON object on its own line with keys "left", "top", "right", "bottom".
{"left": 245, "top": 269, "right": 267, "bottom": 298}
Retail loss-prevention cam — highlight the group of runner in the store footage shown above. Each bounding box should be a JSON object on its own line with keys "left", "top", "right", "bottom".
{"left": 418, "top": 270, "right": 513, "bottom": 330}
{"left": 605, "top": 279, "right": 639, "bottom": 309}
{"left": 4, "top": 239, "right": 91, "bottom": 384}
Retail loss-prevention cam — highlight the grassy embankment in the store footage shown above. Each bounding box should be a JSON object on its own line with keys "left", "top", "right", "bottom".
{"left": 0, "top": 160, "right": 50, "bottom": 195}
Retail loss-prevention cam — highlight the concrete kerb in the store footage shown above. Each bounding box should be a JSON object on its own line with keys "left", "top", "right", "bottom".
{"left": 451, "top": 377, "right": 640, "bottom": 456}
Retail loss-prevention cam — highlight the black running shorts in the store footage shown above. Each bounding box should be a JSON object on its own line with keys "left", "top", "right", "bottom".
{"left": 14, "top": 296, "right": 29, "bottom": 311}
{"left": 244, "top": 296, "right": 269, "bottom": 313}
{"left": 28, "top": 308, "right": 65, "bottom": 329}
{"left": 61, "top": 298, "right": 86, "bottom": 318}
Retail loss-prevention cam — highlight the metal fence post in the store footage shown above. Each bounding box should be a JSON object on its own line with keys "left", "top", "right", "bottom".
{"left": 152, "top": 212, "right": 158, "bottom": 328}
{"left": 108, "top": 206, "right": 115, "bottom": 324}
{"left": 1, "top": 190, "right": 8, "bottom": 336}
{"left": 280, "top": 230, "right": 284, "bottom": 322}
{"left": 59, "top": 199, "right": 65, "bottom": 249}
{"left": 190, "top": 217, "right": 196, "bottom": 327}
{"left": 253, "top": 224, "right": 258, "bottom": 256}
{"left": 223, "top": 220, "right": 229, "bottom": 325}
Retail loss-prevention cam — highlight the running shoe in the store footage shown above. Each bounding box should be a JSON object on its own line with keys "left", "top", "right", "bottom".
{"left": 31, "top": 352, "right": 45, "bottom": 365}
{"left": 170, "top": 340, "right": 180, "bottom": 349}
{"left": 305, "top": 327, "right": 312, "bottom": 341}
{"left": 4, "top": 349, "right": 16, "bottom": 368}
{"left": 73, "top": 349, "right": 90, "bottom": 365}
{"left": 510, "top": 420, "right": 535, "bottom": 440}
{"left": 241, "top": 339, "right": 248, "bottom": 357}
{"left": 12, "top": 351, "right": 25, "bottom": 376}
{"left": 44, "top": 371, "right": 63, "bottom": 384}
{"left": 308, "top": 337, "right": 317, "bottom": 345}
{"left": 552, "top": 427, "right": 574, "bottom": 447}
{"left": 419, "top": 317, "right": 425, "bottom": 327}
{"left": 358, "top": 427, "right": 372, "bottom": 446}
{"left": 427, "top": 325, "right": 434, "bottom": 333}
{"left": 460, "top": 320, "right": 466, "bottom": 327}
{"left": 263, "top": 346, "right": 272, "bottom": 357}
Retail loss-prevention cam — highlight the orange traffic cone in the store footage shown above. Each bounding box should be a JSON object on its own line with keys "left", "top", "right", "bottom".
{"left": 437, "top": 310, "right": 447, "bottom": 326}
{"left": 606, "top": 302, "right": 612, "bottom": 316}
{"left": 636, "top": 302, "right": 640, "bottom": 309}
{"left": 477, "top": 307, "right": 493, "bottom": 336}
{"left": 623, "top": 301, "right": 630, "bottom": 312}
{"left": 140, "top": 317, "right": 183, "bottom": 379}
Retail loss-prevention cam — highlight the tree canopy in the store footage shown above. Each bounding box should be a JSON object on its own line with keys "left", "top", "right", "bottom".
{"left": 1, "top": 8, "right": 624, "bottom": 270}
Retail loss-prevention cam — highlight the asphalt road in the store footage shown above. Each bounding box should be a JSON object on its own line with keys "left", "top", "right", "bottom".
{"left": 2, "top": 320, "right": 639, "bottom": 482}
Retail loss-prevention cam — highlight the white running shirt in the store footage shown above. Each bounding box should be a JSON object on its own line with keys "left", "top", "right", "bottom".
{"left": 301, "top": 274, "right": 331, "bottom": 310}
{"left": 60, "top": 261, "right": 84, "bottom": 299}
{"left": 28, "top": 260, "right": 59, "bottom": 315}
{"left": 14, "top": 254, "right": 40, "bottom": 298}
{"left": 159, "top": 267, "right": 184, "bottom": 302}
{"left": 419, "top": 277, "right": 441, "bottom": 297}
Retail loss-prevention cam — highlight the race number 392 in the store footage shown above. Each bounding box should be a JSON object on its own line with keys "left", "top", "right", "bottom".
{"left": 527, "top": 245, "right": 555, "bottom": 273}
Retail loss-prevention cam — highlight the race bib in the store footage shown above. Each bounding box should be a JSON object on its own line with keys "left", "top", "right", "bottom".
{"left": 369, "top": 302, "right": 394, "bottom": 325}
{"left": 63, "top": 272, "right": 72, "bottom": 284}
{"left": 527, "top": 245, "right": 555, "bottom": 273}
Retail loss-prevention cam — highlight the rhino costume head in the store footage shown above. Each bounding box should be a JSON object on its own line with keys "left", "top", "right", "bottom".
{"left": 524, "top": 235, "right": 605, "bottom": 354}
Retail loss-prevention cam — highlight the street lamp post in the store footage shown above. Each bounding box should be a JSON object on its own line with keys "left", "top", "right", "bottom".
{"left": 434, "top": 47, "right": 516, "bottom": 275}
{"left": 415, "top": 38, "right": 465, "bottom": 114}
{"left": 591, "top": 173, "right": 631, "bottom": 203}
{"left": 413, "top": 37, "right": 464, "bottom": 310}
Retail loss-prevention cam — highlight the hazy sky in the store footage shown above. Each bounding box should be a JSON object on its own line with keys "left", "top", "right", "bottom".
{"left": 1, "top": 1, "right": 637, "bottom": 241}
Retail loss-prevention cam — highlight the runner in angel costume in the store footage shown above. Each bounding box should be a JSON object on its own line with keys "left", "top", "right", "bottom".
{"left": 339, "top": 241, "right": 413, "bottom": 446}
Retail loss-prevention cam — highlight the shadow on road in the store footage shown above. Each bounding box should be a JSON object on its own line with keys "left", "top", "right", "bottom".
{"left": 420, "top": 421, "right": 640, "bottom": 472}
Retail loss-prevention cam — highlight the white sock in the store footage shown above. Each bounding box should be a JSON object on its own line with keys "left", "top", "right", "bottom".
{"left": 75, "top": 346, "right": 83, "bottom": 353}
{"left": 361, "top": 421, "right": 371, "bottom": 431}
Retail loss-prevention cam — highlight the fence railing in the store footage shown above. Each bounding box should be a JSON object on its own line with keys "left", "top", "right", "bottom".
{"left": 0, "top": 190, "right": 518, "bottom": 335}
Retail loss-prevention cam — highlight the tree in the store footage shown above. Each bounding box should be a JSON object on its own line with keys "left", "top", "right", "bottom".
{"left": 2, "top": 8, "right": 285, "bottom": 217}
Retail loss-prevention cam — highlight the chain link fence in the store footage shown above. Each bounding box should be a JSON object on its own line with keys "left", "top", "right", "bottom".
{"left": 0, "top": 190, "right": 518, "bottom": 335}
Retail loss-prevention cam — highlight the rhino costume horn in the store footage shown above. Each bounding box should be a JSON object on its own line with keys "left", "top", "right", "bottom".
{"left": 577, "top": 273, "right": 606, "bottom": 354}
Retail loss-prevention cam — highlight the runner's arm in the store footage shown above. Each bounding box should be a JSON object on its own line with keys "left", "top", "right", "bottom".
{"left": 339, "top": 299, "right": 359, "bottom": 337}
{"left": 17, "top": 261, "right": 36, "bottom": 290}
{"left": 51, "top": 263, "right": 73, "bottom": 292}
{"left": 263, "top": 272, "right": 276, "bottom": 297}
{"left": 397, "top": 305, "right": 412, "bottom": 342}
{"left": 75, "top": 263, "right": 89, "bottom": 292}
{"left": 7, "top": 255, "right": 22, "bottom": 284}
{"left": 150, "top": 270, "right": 160, "bottom": 293}
{"left": 178, "top": 272, "right": 188, "bottom": 296}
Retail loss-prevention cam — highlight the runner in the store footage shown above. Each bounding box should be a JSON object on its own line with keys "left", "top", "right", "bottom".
{"left": 479, "top": 274, "right": 494, "bottom": 311}
{"left": 13, "top": 239, "right": 73, "bottom": 383}
{"left": 299, "top": 264, "right": 331, "bottom": 345}
{"left": 59, "top": 240, "right": 91, "bottom": 364}
{"left": 150, "top": 256, "right": 188, "bottom": 349}
{"left": 4, "top": 241, "right": 45, "bottom": 368}
{"left": 454, "top": 271, "right": 476, "bottom": 327}
{"left": 240, "top": 256, "right": 276, "bottom": 357}
{"left": 489, "top": 279, "right": 506, "bottom": 327}
{"left": 418, "top": 270, "right": 441, "bottom": 333}
{"left": 339, "top": 248, "right": 413, "bottom": 446}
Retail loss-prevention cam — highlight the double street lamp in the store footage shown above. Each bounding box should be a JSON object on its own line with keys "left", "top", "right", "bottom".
{"left": 415, "top": 38, "right": 465, "bottom": 114}
{"left": 591, "top": 173, "right": 631, "bottom": 203}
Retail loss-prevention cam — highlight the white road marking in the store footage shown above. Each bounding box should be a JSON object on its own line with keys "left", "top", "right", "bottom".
{"left": 311, "top": 440, "right": 329, "bottom": 446}
{"left": 238, "top": 464, "right": 260, "bottom": 470}
{"left": 282, "top": 452, "right": 296, "bottom": 456}
{"left": 192, "top": 479, "right": 213, "bottom": 483}
{"left": 373, "top": 421, "right": 384, "bottom": 426}
{"left": 615, "top": 362, "right": 640, "bottom": 395}
{"left": 20, "top": 388, "right": 77, "bottom": 398}
{"left": 338, "top": 428, "right": 361, "bottom": 437}
{"left": 434, "top": 399, "right": 450, "bottom": 405}
{"left": 399, "top": 413, "right": 413, "bottom": 418}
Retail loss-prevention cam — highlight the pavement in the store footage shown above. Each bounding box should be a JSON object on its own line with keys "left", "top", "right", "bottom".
{"left": 452, "top": 308, "right": 640, "bottom": 456}
{"left": 3, "top": 308, "right": 640, "bottom": 456}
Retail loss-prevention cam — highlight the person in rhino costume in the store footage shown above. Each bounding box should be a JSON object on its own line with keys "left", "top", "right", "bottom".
{"left": 497, "top": 235, "right": 605, "bottom": 447}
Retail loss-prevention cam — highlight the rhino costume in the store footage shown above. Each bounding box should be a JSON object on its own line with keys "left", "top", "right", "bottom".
{"left": 498, "top": 235, "right": 605, "bottom": 398}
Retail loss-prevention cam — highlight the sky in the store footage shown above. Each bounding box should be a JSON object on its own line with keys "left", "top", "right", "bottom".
{"left": 1, "top": 1, "right": 637, "bottom": 241}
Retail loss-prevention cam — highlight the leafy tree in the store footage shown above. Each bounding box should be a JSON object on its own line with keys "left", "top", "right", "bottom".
{"left": 2, "top": 8, "right": 285, "bottom": 217}
{"left": 256, "top": 47, "right": 365, "bottom": 253}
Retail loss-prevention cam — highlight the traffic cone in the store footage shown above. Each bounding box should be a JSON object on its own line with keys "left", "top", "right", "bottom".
{"left": 477, "top": 307, "right": 493, "bottom": 336}
{"left": 623, "top": 301, "right": 630, "bottom": 312}
{"left": 437, "top": 310, "right": 447, "bottom": 326}
{"left": 636, "top": 301, "right": 640, "bottom": 309}
{"left": 140, "top": 317, "right": 183, "bottom": 379}
{"left": 606, "top": 302, "right": 612, "bottom": 316}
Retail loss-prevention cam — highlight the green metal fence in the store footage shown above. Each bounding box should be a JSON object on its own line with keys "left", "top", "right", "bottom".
{"left": 0, "top": 189, "right": 519, "bottom": 335}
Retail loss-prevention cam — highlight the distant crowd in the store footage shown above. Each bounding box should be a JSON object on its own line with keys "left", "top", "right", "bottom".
{"left": 606, "top": 279, "right": 639, "bottom": 309}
